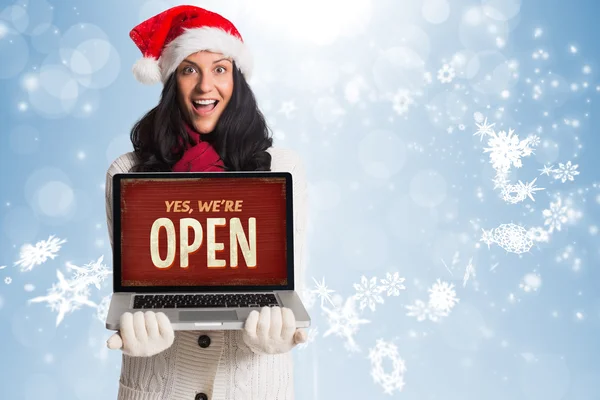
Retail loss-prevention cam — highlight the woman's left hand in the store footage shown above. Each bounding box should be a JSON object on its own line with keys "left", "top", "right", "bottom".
{"left": 242, "top": 306, "right": 307, "bottom": 355}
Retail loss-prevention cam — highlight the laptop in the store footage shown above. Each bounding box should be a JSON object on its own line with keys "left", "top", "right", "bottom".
{"left": 105, "top": 171, "right": 310, "bottom": 331}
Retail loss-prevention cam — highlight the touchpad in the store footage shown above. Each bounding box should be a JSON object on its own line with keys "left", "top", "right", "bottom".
{"left": 179, "top": 311, "right": 238, "bottom": 321}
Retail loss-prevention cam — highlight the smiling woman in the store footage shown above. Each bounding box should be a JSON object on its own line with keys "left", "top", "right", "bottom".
{"left": 104, "top": 4, "right": 309, "bottom": 400}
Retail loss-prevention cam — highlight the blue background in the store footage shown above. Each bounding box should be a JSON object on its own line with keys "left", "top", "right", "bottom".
{"left": 1, "top": 0, "right": 599, "bottom": 398}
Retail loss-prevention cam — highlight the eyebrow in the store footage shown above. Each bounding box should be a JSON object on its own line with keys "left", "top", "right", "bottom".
{"left": 181, "top": 58, "right": 233, "bottom": 68}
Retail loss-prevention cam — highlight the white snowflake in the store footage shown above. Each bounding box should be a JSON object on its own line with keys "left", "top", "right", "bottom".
{"left": 297, "top": 327, "right": 318, "bottom": 350}
{"left": 473, "top": 117, "right": 496, "bottom": 141}
{"left": 552, "top": 161, "right": 580, "bottom": 183}
{"left": 4, "top": 276, "right": 12, "bottom": 285}
{"left": 66, "top": 256, "right": 111, "bottom": 290}
{"left": 428, "top": 279, "right": 459, "bottom": 313}
{"left": 353, "top": 276, "right": 384, "bottom": 312}
{"left": 493, "top": 223, "right": 534, "bottom": 254}
{"left": 463, "top": 258, "right": 476, "bottom": 288}
{"left": 527, "top": 227, "right": 550, "bottom": 243}
{"left": 368, "top": 339, "right": 407, "bottom": 395}
{"left": 543, "top": 198, "right": 569, "bottom": 233}
{"left": 28, "top": 256, "right": 111, "bottom": 326}
{"left": 311, "top": 276, "right": 336, "bottom": 307}
{"left": 96, "top": 294, "right": 112, "bottom": 323}
{"left": 437, "top": 64, "right": 455, "bottom": 83}
{"left": 14, "top": 235, "right": 67, "bottom": 272}
{"left": 527, "top": 134, "right": 541, "bottom": 147}
{"left": 299, "top": 288, "right": 317, "bottom": 310}
{"left": 539, "top": 164, "right": 555, "bottom": 176}
{"left": 484, "top": 128, "right": 533, "bottom": 173}
{"left": 322, "top": 296, "right": 370, "bottom": 352}
{"left": 405, "top": 299, "right": 447, "bottom": 322}
{"left": 378, "top": 272, "right": 406, "bottom": 296}
{"left": 492, "top": 171, "right": 510, "bottom": 190}
{"left": 29, "top": 269, "right": 96, "bottom": 326}
{"left": 480, "top": 228, "right": 496, "bottom": 249}
{"left": 519, "top": 273, "right": 542, "bottom": 292}
{"left": 517, "top": 179, "right": 545, "bottom": 202}
{"left": 391, "top": 89, "right": 414, "bottom": 115}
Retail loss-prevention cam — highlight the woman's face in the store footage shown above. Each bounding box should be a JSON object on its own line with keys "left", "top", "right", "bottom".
{"left": 176, "top": 51, "right": 234, "bottom": 134}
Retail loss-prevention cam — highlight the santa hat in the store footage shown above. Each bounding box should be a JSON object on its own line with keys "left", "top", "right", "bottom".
{"left": 129, "top": 5, "right": 253, "bottom": 85}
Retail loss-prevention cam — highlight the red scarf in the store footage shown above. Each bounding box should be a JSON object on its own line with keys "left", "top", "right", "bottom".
{"left": 172, "top": 124, "right": 225, "bottom": 172}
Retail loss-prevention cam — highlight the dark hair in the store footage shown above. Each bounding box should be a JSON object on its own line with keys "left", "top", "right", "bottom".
{"left": 130, "top": 61, "right": 273, "bottom": 172}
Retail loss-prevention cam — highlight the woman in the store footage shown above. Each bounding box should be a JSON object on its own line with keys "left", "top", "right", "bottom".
{"left": 104, "top": 5, "right": 308, "bottom": 400}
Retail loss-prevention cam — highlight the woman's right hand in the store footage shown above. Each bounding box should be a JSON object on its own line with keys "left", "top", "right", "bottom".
{"left": 106, "top": 311, "right": 175, "bottom": 357}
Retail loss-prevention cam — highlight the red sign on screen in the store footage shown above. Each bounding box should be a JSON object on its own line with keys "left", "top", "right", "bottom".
{"left": 119, "top": 177, "right": 288, "bottom": 287}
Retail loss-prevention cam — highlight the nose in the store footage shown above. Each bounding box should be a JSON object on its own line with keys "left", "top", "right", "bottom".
{"left": 195, "top": 72, "right": 214, "bottom": 93}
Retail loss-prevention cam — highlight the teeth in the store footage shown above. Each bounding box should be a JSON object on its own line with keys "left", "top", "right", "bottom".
{"left": 193, "top": 99, "right": 217, "bottom": 105}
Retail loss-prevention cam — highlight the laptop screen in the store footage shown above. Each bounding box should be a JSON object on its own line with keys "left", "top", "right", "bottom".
{"left": 116, "top": 174, "right": 290, "bottom": 289}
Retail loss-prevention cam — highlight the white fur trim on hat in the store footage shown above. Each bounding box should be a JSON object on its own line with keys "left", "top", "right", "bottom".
{"left": 132, "top": 57, "right": 162, "bottom": 85}
{"left": 159, "top": 27, "right": 253, "bottom": 82}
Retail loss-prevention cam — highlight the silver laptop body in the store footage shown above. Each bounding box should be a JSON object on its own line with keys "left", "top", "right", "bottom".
{"left": 105, "top": 171, "right": 310, "bottom": 331}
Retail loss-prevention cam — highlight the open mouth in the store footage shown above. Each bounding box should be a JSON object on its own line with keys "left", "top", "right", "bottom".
{"left": 192, "top": 99, "right": 219, "bottom": 114}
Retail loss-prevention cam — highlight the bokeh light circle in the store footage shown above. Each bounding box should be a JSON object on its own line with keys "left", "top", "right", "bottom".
{"left": 0, "top": 29, "right": 29, "bottom": 79}
{"left": 373, "top": 46, "right": 426, "bottom": 95}
{"left": 459, "top": 6, "right": 510, "bottom": 51}
{"left": 409, "top": 169, "right": 448, "bottom": 207}
{"left": 358, "top": 130, "right": 407, "bottom": 180}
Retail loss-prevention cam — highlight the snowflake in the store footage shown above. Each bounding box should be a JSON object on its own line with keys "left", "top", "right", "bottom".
{"left": 322, "top": 296, "right": 370, "bottom": 352}
{"left": 14, "top": 235, "right": 67, "bottom": 272}
{"left": 405, "top": 299, "right": 447, "bottom": 322}
{"left": 28, "top": 256, "right": 110, "bottom": 326}
{"left": 297, "top": 327, "right": 318, "bottom": 350}
{"left": 493, "top": 223, "right": 534, "bottom": 254}
{"left": 517, "top": 179, "right": 545, "bottom": 202}
{"left": 391, "top": 89, "right": 413, "bottom": 115}
{"left": 428, "top": 279, "right": 459, "bottom": 313}
{"left": 480, "top": 228, "right": 496, "bottom": 249}
{"left": 463, "top": 258, "right": 476, "bottom": 288}
{"left": 423, "top": 71, "right": 433, "bottom": 84}
{"left": 29, "top": 269, "right": 97, "bottom": 326}
{"left": 66, "top": 256, "right": 111, "bottom": 290}
{"left": 278, "top": 100, "right": 297, "bottom": 118}
{"left": 368, "top": 339, "right": 407, "bottom": 395}
{"left": 527, "top": 227, "right": 550, "bottom": 243}
{"left": 492, "top": 171, "right": 509, "bottom": 190}
{"left": 4, "top": 276, "right": 12, "bottom": 285}
{"left": 96, "top": 294, "right": 112, "bottom": 323}
{"left": 353, "top": 276, "right": 384, "bottom": 312}
{"left": 299, "top": 288, "right": 317, "bottom": 309}
{"left": 437, "top": 64, "right": 455, "bottom": 83}
{"left": 552, "top": 161, "right": 580, "bottom": 183}
{"left": 539, "top": 164, "right": 554, "bottom": 176}
{"left": 527, "top": 134, "right": 541, "bottom": 147}
{"left": 473, "top": 117, "right": 496, "bottom": 141}
{"left": 311, "top": 276, "right": 336, "bottom": 307}
{"left": 519, "top": 273, "right": 542, "bottom": 292}
{"left": 484, "top": 128, "right": 533, "bottom": 173}
{"left": 378, "top": 272, "right": 406, "bottom": 296}
{"left": 501, "top": 184, "right": 527, "bottom": 204}
{"left": 543, "top": 198, "right": 569, "bottom": 233}
{"left": 473, "top": 111, "right": 485, "bottom": 123}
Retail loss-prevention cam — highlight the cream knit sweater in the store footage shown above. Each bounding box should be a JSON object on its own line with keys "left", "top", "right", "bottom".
{"left": 105, "top": 147, "right": 308, "bottom": 400}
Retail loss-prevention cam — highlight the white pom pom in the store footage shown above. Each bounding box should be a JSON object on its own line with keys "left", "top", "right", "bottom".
{"left": 132, "top": 57, "right": 161, "bottom": 85}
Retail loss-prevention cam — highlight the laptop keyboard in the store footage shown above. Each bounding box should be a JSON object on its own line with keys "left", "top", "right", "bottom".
{"left": 133, "top": 293, "right": 280, "bottom": 309}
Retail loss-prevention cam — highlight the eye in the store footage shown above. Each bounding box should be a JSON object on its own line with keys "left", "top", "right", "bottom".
{"left": 182, "top": 65, "right": 196, "bottom": 74}
{"left": 215, "top": 66, "right": 227, "bottom": 74}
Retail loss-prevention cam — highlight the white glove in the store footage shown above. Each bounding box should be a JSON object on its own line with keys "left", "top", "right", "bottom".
{"left": 242, "top": 306, "right": 307, "bottom": 355}
{"left": 106, "top": 311, "right": 175, "bottom": 357}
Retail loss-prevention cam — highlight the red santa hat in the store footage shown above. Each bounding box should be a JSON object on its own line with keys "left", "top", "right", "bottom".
{"left": 129, "top": 5, "right": 253, "bottom": 85}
